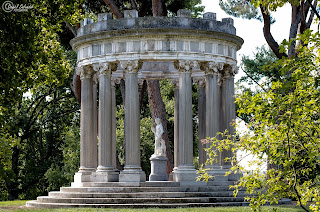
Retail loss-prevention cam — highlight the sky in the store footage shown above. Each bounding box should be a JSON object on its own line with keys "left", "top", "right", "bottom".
{"left": 200, "top": 1, "right": 293, "bottom": 170}
{"left": 201, "top": 0, "right": 291, "bottom": 62}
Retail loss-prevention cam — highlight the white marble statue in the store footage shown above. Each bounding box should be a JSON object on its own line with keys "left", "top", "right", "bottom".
{"left": 151, "top": 118, "right": 166, "bottom": 156}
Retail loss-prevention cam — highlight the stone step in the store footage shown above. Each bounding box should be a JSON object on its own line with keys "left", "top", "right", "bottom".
{"left": 26, "top": 201, "right": 250, "bottom": 208}
{"left": 74, "top": 181, "right": 181, "bottom": 188}
{"left": 60, "top": 186, "right": 239, "bottom": 193}
{"left": 37, "top": 196, "right": 246, "bottom": 204}
{"left": 49, "top": 191, "right": 247, "bottom": 198}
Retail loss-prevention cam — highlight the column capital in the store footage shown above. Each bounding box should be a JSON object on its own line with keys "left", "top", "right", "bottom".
{"left": 138, "top": 79, "right": 145, "bottom": 87}
{"left": 93, "top": 62, "right": 118, "bottom": 75}
{"left": 223, "top": 64, "right": 238, "bottom": 78}
{"left": 77, "top": 65, "right": 94, "bottom": 80}
{"left": 111, "top": 77, "right": 121, "bottom": 87}
{"left": 193, "top": 77, "right": 206, "bottom": 87}
{"left": 174, "top": 60, "right": 197, "bottom": 73}
{"left": 170, "top": 79, "right": 179, "bottom": 88}
{"left": 120, "top": 60, "right": 143, "bottom": 74}
{"left": 200, "top": 61, "right": 224, "bottom": 74}
{"left": 92, "top": 72, "right": 99, "bottom": 84}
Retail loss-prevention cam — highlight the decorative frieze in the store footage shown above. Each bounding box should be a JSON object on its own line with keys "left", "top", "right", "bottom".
{"left": 78, "top": 39, "right": 237, "bottom": 61}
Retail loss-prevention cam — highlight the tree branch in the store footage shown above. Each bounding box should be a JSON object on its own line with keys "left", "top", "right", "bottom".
{"left": 260, "top": 5, "right": 288, "bottom": 59}
{"left": 307, "top": 0, "right": 316, "bottom": 28}
{"left": 288, "top": 4, "right": 301, "bottom": 57}
{"left": 242, "top": 68, "right": 268, "bottom": 92}
{"left": 64, "top": 21, "right": 77, "bottom": 37}
{"left": 131, "top": 0, "right": 137, "bottom": 10}
{"left": 152, "top": 0, "right": 167, "bottom": 16}
{"left": 306, "top": 0, "right": 320, "bottom": 20}
{"left": 103, "top": 0, "right": 123, "bottom": 18}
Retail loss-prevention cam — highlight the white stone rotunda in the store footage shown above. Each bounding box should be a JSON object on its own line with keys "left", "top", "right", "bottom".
{"left": 27, "top": 9, "right": 250, "bottom": 208}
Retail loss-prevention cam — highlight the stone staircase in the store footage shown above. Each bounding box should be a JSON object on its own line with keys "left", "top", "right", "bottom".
{"left": 26, "top": 181, "right": 254, "bottom": 208}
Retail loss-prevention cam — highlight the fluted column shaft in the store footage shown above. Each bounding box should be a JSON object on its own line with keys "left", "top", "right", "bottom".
{"left": 118, "top": 60, "right": 146, "bottom": 182}
{"left": 172, "top": 80, "right": 179, "bottom": 169}
{"left": 174, "top": 60, "right": 197, "bottom": 168}
{"left": 111, "top": 79, "right": 117, "bottom": 170}
{"left": 220, "top": 65, "right": 237, "bottom": 168}
{"left": 179, "top": 71, "right": 193, "bottom": 166}
{"left": 197, "top": 78, "right": 206, "bottom": 166}
{"left": 94, "top": 63, "right": 115, "bottom": 171}
{"left": 204, "top": 62, "right": 224, "bottom": 168}
{"left": 78, "top": 65, "right": 97, "bottom": 172}
{"left": 122, "top": 61, "right": 143, "bottom": 169}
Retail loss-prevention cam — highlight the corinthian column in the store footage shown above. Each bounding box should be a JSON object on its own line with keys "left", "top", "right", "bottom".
{"left": 72, "top": 65, "right": 97, "bottom": 186}
{"left": 119, "top": 60, "right": 146, "bottom": 182}
{"left": 77, "top": 65, "right": 97, "bottom": 173}
{"left": 220, "top": 64, "right": 238, "bottom": 169}
{"left": 111, "top": 78, "right": 120, "bottom": 170}
{"left": 90, "top": 62, "right": 119, "bottom": 182}
{"left": 193, "top": 77, "right": 206, "bottom": 166}
{"left": 173, "top": 60, "right": 199, "bottom": 183}
{"left": 171, "top": 79, "right": 179, "bottom": 170}
{"left": 203, "top": 62, "right": 224, "bottom": 167}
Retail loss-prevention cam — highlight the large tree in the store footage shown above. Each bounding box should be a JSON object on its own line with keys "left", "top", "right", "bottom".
{"left": 0, "top": 0, "right": 83, "bottom": 200}
{"left": 220, "top": 0, "right": 319, "bottom": 59}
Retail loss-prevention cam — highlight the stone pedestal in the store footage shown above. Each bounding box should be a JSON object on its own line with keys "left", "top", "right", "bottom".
{"left": 205, "top": 167, "right": 229, "bottom": 181}
{"left": 149, "top": 155, "right": 168, "bottom": 181}
{"left": 172, "top": 165, "right": 200, "bottom": 185}
{"left": 119, "top": 169, "right": 146, "bottom": 182}
{"left": 91, "top": 171, "right": 119, "bottom": 182}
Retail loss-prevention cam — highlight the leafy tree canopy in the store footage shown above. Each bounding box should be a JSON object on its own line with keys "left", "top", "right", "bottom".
{"left": 200, "top": 29, "right": 320, "bottom": 212}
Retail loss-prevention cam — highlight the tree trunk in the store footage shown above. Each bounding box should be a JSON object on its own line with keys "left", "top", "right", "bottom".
{"left": 147, "top": 80, "right": 174, "bottom": 175}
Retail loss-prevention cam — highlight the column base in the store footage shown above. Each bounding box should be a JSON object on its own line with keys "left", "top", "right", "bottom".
{"left": 119, "top": 166, "right": 146, "bottom": 182}
{"left": 72, "top": 171, "right": 94, "bottom": 187}
{"left": 205, "top": 166, "right": 242, "bottom": 181}
{"left": 149, "top": 155, "right": 168, "bottom": 181}
{"left": 91, "top": 171, "right": 119, "bottom": 182}
{"left": 168, "top": 167, "right": 178, "bottom": 181}
{"left": 172, "top": 165, "right": 199, "bottom": 182}
{"left": 206, "top": 167, "right": 229, "bottom": 181}
{"left": 72, "top": 169, "right": 119, "bottom": 187}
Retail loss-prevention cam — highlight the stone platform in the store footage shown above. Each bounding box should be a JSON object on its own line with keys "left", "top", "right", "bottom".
{"left": 25, "top": 181, "right": 292, "bottom": 208}
{"left": 26, "top": 181, "right": 247, "bottom": 208}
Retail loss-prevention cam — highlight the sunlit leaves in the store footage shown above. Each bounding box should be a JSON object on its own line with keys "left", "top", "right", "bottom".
{"left": 200, "top": 29, "right": 320, "bottom": 211}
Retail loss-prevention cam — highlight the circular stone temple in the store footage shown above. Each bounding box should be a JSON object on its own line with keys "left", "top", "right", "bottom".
{"left": 70, "top": 9, "right": 243, "bottom": 185}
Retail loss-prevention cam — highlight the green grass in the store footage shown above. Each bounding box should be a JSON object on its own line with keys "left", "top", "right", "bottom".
{"left": 0, "top": 200, "right": 305, "bottom": 212}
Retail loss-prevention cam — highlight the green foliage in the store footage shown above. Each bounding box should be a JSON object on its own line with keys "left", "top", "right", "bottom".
{"left": 199, "top": 30, "right": 320, "bottom": 212}
{"left": 82, "top": 0, "right": 204, "bottom": 18}
{"left": 45, "top": 123, "right": 80, "bottom": 192}
{"left": 219, "top": 0, "right": 262, "bottom": 20}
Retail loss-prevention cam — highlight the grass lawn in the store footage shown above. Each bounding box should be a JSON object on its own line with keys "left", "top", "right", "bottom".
{"left": 0, "top": 200, "right": 305, "bottom": 212}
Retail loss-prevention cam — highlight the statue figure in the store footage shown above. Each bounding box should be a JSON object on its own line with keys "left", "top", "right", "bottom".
{"left": 151, "top": 118, "right": 166, "bottom": 156}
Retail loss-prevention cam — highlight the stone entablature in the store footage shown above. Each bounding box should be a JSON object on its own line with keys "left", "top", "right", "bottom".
{"left": 70, "top": 11, "right": 243, "bottom": 78}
